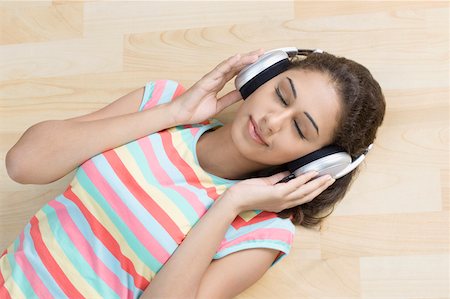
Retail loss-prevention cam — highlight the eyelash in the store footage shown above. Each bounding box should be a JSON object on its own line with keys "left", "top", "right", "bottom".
{"left": 274, "top": 87, "right": 306, "bottom": 140}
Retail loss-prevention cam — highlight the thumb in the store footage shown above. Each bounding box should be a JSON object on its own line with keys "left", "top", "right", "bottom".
{"left": 267, "top": 171, "right": 291, "bottom": 185}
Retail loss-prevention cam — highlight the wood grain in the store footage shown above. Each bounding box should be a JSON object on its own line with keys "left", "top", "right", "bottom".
{"left": 1, "top": 1, "right": 448, "bottom": 298}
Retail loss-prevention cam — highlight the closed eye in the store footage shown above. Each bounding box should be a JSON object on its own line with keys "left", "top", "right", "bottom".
{"left": 274, "top": 87, "right": 306, "bottom": 140}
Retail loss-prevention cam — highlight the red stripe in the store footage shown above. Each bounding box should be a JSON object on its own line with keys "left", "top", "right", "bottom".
{"left": 0, "top": 250, "right": 6, "bottom": 259}
{"left": 0, "top": 267, "right": 12, "bottom": 299}
{"left": 231, "top": 211, "right": 278, "bottom": 230}
{"left": 17, "top": 231, "right": 24, "bottom": 252}
{"left": 102, "top": 150, "right": 185, "bottom": 244}
{"left": 171, "top": 83, "right": 185, "bottom": 100}
{"left": 64, "top": 188, "right": 149, "bottom": 291}
{"left": 159, "top": 129, "right": 221, "bottom": 201}
{"left": 29, "top": 216, "right": 85, "bottom": 298}
{"left": 48, "top": 200, "right": 134, "bottom": 299}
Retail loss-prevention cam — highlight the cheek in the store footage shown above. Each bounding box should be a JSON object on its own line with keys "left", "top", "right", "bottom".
{"left": 270, "top": 135, "right": 306, "bottom": 163}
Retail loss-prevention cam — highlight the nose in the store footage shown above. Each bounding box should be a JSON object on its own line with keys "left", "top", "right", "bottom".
{"left": 260, "top": 110, "right": 291, "bottom": 136}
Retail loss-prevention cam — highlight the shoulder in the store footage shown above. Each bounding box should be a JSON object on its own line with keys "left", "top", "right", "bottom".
{"left": 214, "top": 211, "right": 295, "bottom": 267}
{"left": 139, "top": 79, "right": 186, "bottom": 111}
{"left": 196, "top": 247, "right": 280, "bottom": 299}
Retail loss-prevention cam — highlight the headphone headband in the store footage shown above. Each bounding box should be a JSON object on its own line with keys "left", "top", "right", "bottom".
{"left": 235, "top": 47, "right": 323, "bottom": 99}
{"left": 234, "top": 47, "right": 373, "bottom": 182}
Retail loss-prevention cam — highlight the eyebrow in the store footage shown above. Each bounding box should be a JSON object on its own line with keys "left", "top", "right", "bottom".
{"left": 286, "top": 76, "right": 319, "bottom": 135}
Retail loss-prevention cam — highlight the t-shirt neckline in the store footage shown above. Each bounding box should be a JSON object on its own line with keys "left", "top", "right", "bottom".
{"left": 192, "top": 120, "right": 241, "bottom": 185}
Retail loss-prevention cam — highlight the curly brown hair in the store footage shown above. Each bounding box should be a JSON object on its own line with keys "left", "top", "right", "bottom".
{"left": 251, "top": 51, "right": 386, "bottom": 229}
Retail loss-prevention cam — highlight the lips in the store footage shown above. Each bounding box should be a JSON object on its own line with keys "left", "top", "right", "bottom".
{"left": 249, "top": 116, "right": 268, "bottom": 146}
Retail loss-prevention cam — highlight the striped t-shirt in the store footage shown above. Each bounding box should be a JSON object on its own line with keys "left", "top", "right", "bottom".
{"left": 0, "top": 79, "right": 296, "bottom": 299}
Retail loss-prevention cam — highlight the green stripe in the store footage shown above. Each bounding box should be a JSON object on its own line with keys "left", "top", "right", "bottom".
{"left": 75, "top": 168, "right": 161, "bottom": 271}
{"left": 126, "top": 140, "right": 198, "bottom": 225}
{"left": 41, "top": 204, "right": 119, "bottom": 299}
{"left": 7, "top": 230, "right": 38, "bottom": 298}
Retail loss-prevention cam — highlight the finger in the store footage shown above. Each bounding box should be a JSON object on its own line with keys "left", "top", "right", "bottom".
{"left": 213, "top": 53, "right": 241, "bottom": 80}
{"left": 200, "top": 50, "right": 264, "bottom": 91}
{"left": 194, "top": 54, "right": 242, "bottom": 92}
{"left": 222, "top": 49, "right": 265, "bottom": 82}
{"left": 287, "top": 175, "right": 334, "bottom": 202}
{"left": 291, "top": 177, "right": 335, "bottom": 205}
{"left": 282, "top": 171, "right": 318, "bottom": 192}
{"left": 221, "top": 53, "right": 261, "bottom": 83}
{"left": 265, "top": 171, "right": 291, "bottom": 185}
{"left": 216, "top": 90, "right": 243, "bottom": 112}
{"left": 244, "top": 48, "right": 265, "bottom": 57}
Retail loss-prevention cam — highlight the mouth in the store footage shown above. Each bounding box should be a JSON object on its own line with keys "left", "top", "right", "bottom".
{"left": 248, "top": 116, "right": 268, "bottom": 146}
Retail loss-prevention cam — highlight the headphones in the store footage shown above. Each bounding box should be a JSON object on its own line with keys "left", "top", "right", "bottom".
{"left": 234, "top": 47, "right": 373, "bottom": 183}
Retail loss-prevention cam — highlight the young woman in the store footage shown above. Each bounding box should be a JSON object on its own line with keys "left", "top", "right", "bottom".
{"left": 1, "top": 48, "right": 385, "bottom": 298}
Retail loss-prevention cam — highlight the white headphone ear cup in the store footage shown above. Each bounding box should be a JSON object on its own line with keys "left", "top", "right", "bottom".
{"left": 286, "top": 146, "right": 352, "bottom": 179}
{"left": 235, "top": 50, "right": 290, "bottom": 99}
{"left": 294, "top": 153, "right": 352, "bottom": 179}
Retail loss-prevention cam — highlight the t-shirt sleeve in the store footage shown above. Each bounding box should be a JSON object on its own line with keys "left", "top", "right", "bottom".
{"left": 213, "top": 211, "right": 296, "bottom": 267}
{"left": 138, "top": 79, "right": 186, "bottom": 112}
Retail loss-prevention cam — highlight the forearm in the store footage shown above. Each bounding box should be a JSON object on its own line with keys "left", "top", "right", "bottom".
{"left": 6, "top": 102, "right": 177, "bottom": 184}
{"left": 142, "top": 196, "right": 239, "bottom": 299}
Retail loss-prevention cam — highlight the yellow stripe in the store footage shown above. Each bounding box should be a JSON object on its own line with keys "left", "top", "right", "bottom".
{"left": 0, "top": 255, "right": 26, "bottom": 298}
{"left": 70, "top": 177, "right": 154, "bottom": 279}
{"left": 4, "top": 242, "right": 15, "bottom": 256}
{"left": 35, "top": 209, "right": 100, "bottom": 298}
{"left": 169, "top": 127, "right": 230, "bottom": 194}
{"left": 114, "top": 144, "right": 192, "bottom": 234}
{"left": 238, "top": 210, "right": 259, "bottom": 221}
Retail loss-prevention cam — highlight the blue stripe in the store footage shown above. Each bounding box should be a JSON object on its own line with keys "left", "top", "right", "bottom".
{"left": 212, "top": 239, "right": 291, "bottom": 266}
{"left": 91, "top": 153, "right": 178, "bottom": 253}
{"left": 21, "top": 221, "right": 67, "bottom": 298}
{"left": 126, "top": 138, "right": 200, "bottom": 225}
{"left": 156, "top": 80, "right": 178, "bottom": 105}
{"left": 55, "top": 195, "right": 135, "bottom": 294}
{"left": 7, "top": 224, "right": 38, "bottom": 298}
{"left": 139, "top": 81, "right": 155, "bottom": 111}
{"left": 224, "top": 217, "right": 295, "bottom": 241}
{"left": 75, "top": 167, "right": 163, "bottom": 271}
{"left": 41, "top": 204, "right": 120, "bottom": 299}
{"left": 188, "top": 120, "right": 239, "bottom": 186}
{"left": 149, "top": 132, "right": 216, "bottom": 210}
{"left": 12, "top": 235, "right": 20, "bottom": 252}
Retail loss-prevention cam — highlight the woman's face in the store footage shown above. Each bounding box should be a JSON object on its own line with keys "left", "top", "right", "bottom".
{"left": 230, "top": 68, "right": 341, "bottom": 166}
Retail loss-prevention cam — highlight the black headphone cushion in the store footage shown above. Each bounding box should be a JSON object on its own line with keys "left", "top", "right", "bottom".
{"left": 239, "top": 58, "right": 291, "bottom": 99}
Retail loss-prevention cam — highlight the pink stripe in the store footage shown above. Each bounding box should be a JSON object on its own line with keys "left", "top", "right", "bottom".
{"left": 218, "top": 228, "right": 293, "bottom": 251}
{"left": 0, "top": 265, "right": 12, "bottom": 299}
{"left": 64, "top": 188, "right": 149, "bottom": 290}
{"left": 143, "top": 80, "right": 167, "bottom": 110}
{"left": 29, "top": 216, "right": 85, "bottom": 298}
{"left": 15, "top": 249, "right": 54, "bottom": 298}
{"left": 48, "top": 200, "right": 133, "bottom": 299}
{"left": 137, "top": 137, "right": 207, "bottom": 217}
{"left": 17, "top": 230, "right": 25, "bottom": 252}
{"left": 159, "top": 130, "right": 222, "bottom": 201}
{"left": 82, "top": 159, "right": 170, "bottom": 263}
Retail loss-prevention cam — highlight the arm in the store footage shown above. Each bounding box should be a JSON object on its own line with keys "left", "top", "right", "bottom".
{"left": 5, "top": 87, "right": 179, "bottom": 184}
{"left": 6, "top": 49, "right": 264, "bottom": 185}
{"left": 142, "top": 196, "right": 241, "bottom": 299}
{"left": 142, "top": 196, "right": 279, "bottom": 299}
{"left": 142, "top": 171, "right": 334, "bottom": 299}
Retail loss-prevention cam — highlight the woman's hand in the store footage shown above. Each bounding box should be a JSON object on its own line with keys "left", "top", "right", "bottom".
{"left": 169, "top": 49, "right": 265, "bottom": 125}
{"left": 222, "top": 171, "right": 335, "bottom": 214}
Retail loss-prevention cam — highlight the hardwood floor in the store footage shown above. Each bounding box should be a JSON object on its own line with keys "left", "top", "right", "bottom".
{"left": 0, "top": 1, "right": 448, "bottom": 298}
